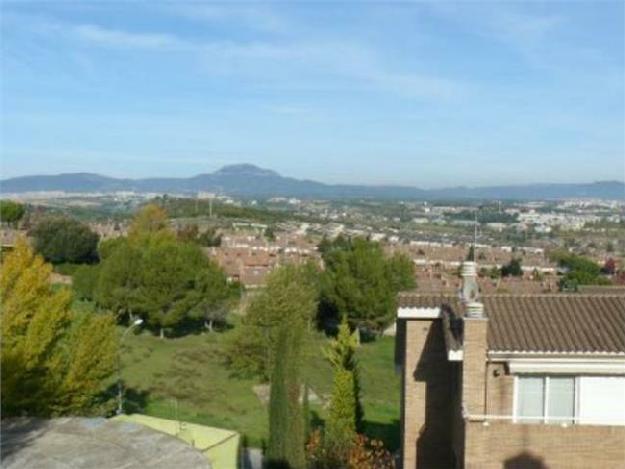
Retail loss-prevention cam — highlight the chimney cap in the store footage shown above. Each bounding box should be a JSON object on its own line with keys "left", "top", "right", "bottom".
{"left": 462, "top": 261, "right": 477, "bottom": 277}
{"left": 465, "top": 301, "right": 485, "bottom": 319}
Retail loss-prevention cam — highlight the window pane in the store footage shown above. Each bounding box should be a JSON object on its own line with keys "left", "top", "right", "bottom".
{"left": 547, "top": 377, "right": 575, "bottom": 424}
{"left": 517, "top": 376, "right": 544, "bottom": 422}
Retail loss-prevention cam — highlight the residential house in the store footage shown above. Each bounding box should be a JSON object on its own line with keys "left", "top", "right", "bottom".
{"left": 397, "top": 261, "right": 625, "bottom": 468}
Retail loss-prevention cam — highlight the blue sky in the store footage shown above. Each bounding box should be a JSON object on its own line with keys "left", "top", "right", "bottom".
{"left": 1, "top": 1, "right": 623, "bottom": 188}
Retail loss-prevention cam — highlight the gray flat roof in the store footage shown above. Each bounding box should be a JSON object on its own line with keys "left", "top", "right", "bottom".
{"left": 1, "top": 417, "right": 212, "bottom": 469}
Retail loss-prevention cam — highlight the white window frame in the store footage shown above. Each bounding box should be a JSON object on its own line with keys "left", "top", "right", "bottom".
{"left": 513, "top": 374, "right": 577, "bottom": 424}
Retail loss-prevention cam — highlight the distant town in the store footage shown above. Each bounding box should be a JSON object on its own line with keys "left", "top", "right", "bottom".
{"left": 2, "top": 187, "right": 623, "bottom": 292}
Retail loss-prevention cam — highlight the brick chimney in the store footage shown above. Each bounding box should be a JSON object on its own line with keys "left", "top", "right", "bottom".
{"left": 460, "top": 261, "right": 488, "bottom": 416}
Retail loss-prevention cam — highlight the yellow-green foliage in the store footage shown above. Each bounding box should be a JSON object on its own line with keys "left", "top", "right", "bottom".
{"left": 128, "top": 203, "right": 171, "bottom": 239}
{"left": 1, "top": 239, "right": 117, "bottom": 416}
{"left": 324, "top": 317, "right": 360, "bottom": 455}
{"left": 326, "top": 368, "right": 357, "bottom": 449}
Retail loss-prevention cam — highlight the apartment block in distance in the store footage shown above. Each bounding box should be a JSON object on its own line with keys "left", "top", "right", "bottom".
{"left": 397, "top": 261, "right": 625, "bottom": 469}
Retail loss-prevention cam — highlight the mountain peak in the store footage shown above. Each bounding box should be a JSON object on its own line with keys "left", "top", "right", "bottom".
{"left": 213, "top": 164, "right": 279, "bottom": 177}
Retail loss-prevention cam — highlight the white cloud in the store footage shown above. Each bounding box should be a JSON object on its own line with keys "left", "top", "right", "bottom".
{"left": 428, "top": 3, "right": 562, "bottom": 47}
{"left": 168, "top": 4, "right": 288, "bottom": 34}
{"left": 73, "top": 24, "right": 185, "bottom": 49}
{"left": 7, "top": 10, "right": 464, "bottom": 101}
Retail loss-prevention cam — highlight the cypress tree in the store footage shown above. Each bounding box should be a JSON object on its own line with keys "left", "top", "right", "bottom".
{"left": 302, "top": 382, "right": 310, "bottom": 443}
{"left": 267, "top": 328, "right": 289, "bottom": 468}
{"left": 285, "top": 342, "right": 306, "bottom": 469}
{"left": 326, "top": 368, "right": 357, "bottom": 454}
{"left": 324, "top": 315, "right": 362, "bottom": 457}
{"left": 267, "top": 323, "right": 306, "bottom": 469}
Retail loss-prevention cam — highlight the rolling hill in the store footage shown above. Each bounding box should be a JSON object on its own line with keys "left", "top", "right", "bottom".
{"left": 1, "top": 164, "right": 623, "bottom": 200}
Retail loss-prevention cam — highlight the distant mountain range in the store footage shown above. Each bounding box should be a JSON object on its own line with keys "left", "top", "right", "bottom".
{"left": 1, "top": 164, "right": 624, "bottom": 200}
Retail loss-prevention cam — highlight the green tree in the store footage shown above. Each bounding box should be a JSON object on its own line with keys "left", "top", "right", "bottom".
{"left": 225, "top": 263, "right": 318, "bottom": 379}
{"left": 30, "top": 216, "right": 99, "bottom": 264}
{"left": 324, "top": 316, "right": 361, "bottom": 457}
{"left": 303, "top": 382, "right": 311, "bottom": 443}
{"left": 466, "top": 245, "right": 475, "bottom": 262}
{"left": 553, "top": 252, "right": 610, "bottom": 286}
{"left": 73, "top": 264, "right": 101, "bottom": 301}
{"left": 0, "top": 200, "right": 26, "bottom": 226}
{"left": 265, "top": 226, "right": 276, "bottom": 242}
{"left": 267, "top": 329, "right": 289, "bottom": 467}
{"left": 387, "top": 252, "right": 416, "bottom": 291}
{"left": 187, "top": 261, "right": 237, "bottom": 332}
{"left": 326, "top": 369, "right": 357, "bottom": 455}
{"left": 95, "top": 206, "right": 232, "bottom": 337}
{"left": 135, "top": 240, "right": 217, "bottom": 338}
{"left": 95, "top": 238, "right": 143, "bottom": 320}
{"left": 321, "top": 238, "right": 414, "bottom": 333}
{"left": 198, "top": 227, "right": 222, "bottom": 247}
{"left": 1, "top": 240, "right": 116, "bottom": 416}
{"left": 128, "top": 203, "right": 170, "bottom": 239}
{"left": 267, "top": 324, "right": 306, "bottom": 469}
{"left": 501, "top": 258, "right": 523, "bottom": 277}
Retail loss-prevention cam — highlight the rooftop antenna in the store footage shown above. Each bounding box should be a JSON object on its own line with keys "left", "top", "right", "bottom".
{"left": 472, "top": 209, "right": 478, "bottom": 261}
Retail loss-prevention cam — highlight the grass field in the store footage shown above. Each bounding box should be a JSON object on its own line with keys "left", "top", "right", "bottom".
{"left": 120, "top": 324, "right": 401, "bottom": 450}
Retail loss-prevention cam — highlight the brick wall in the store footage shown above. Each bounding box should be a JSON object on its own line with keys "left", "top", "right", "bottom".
{"left": 400, "top": 318, "right": 454, "bottom": 468}
{"left": 462, "top": 318, "right": 488, "bottom": 416}
{"left": 465, "top": 421, "right": 625, "bottom": 469}
{"left": 485, "top": 362, "right": 514, "bottom": 415}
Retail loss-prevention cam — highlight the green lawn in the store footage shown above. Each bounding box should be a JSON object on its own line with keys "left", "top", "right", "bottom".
{"left": 120, "top": 325, "right": 401, "bottom": 450}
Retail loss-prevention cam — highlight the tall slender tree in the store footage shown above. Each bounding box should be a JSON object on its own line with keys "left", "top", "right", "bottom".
{"left": 324, "top": 316, "right": 362, "bottom": 457}
{"left": 267, "top": 324, "right": 306, "bottom": 469}
{"left": 267, "top": 328, "right": 289, "bottom": 467}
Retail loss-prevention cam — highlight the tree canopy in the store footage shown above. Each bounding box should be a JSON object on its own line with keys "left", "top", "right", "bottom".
{"left": 128, "top": 203, "right": 169, "bottom": 239}
{"left": 30, "top": 216, "right": 99, "bottom": 264}
{"left": 320, "top": 237, "right": 415, "bottom": 333}
{"left": 94, "top": 206, "right": 233, "bottom": 336}
{"left": 553, "top": 252, "right": 611, "bottom": 288}
{"left": 1, "top": 240, "right": 116, "bottom": 416}
{"left": 501, "top": 258, "right": 523, "bottom": 277}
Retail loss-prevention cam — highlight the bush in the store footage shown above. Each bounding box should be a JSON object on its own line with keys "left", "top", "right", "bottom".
{"left": 306, "top": 430, "right": 395, "bottom": 469}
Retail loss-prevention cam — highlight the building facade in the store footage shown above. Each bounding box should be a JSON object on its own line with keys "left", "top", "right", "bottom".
{"left": 397, "top": 262, "right": 625, "bottom": 468}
